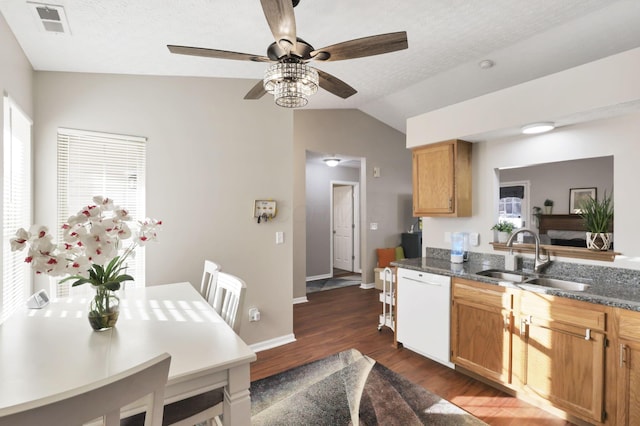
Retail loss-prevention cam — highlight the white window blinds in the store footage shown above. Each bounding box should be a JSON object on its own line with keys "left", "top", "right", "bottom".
{"left": 56, "top": 128, "right": 147, "bottom": 297}
{"left": 2, "top": 96, "right": 32, "bottom": 323}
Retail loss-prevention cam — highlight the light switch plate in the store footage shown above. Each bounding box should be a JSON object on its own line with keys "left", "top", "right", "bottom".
{"left": 275, "top": 231, "right": 284, "bottom": 244}
{"left": 469, "top": 232, "right": 479, "bottom": 246}
{"left": 370, "top": 222, "right": 378, "bottom": 230}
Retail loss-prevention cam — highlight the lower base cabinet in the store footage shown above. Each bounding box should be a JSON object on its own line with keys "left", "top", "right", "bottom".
{"left": 615, "top": 308, "right": 640, "bottom": 425}
{"left": 521, "top": 316, "right": 606, "bottom": 423}
{"left": 452, "top": 278, "right": 610, "bottom": 424}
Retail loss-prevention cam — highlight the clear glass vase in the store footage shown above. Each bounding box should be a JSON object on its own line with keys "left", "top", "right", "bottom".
{"left": 88, "top": 287, "right": 120, "bottom": 331}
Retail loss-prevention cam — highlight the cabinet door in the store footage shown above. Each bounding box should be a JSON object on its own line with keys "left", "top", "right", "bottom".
{"left": 617, "top": 339, "right": 640, "bottom": 425}
{"left": 412, "top": 142, "right": 455, "bottom": 215}
{"left": 451, "top": 298, "right": 512, "bottom": 384}
{"left": 522, "top": 318, "right": 605, "bottom": 424}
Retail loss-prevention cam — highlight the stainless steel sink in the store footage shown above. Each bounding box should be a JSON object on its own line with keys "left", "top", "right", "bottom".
{"left": 475, "top": 269, "right": 528, "bottom": 283}
{"left": 522, "top": 277, "right": 590, "bottom": 292}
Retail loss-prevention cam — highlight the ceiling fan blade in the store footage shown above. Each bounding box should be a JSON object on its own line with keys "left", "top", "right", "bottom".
{"left": 260, "top": 0, "right": 297, "bottom": 51}
{"left": 315, "top": 69, "right": 357, "bottom": 99}
{"left": 311, "top": 31, "right": 408, "bottom": 62}
{"left": 244, "top": 80, "right": 267, "bottom": 100}
{"left": 167, "top": 45, "right": 271, "bottom": 63}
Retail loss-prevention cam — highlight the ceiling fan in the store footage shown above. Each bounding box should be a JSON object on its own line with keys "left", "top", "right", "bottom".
{"left": 167, "top": 0, "right": 408, "bottom": 108}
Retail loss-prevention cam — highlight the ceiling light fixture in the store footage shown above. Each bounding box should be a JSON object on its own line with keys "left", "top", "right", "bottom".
{"left": 264, "top": 59, "right": 319, "bottom": 108}
{"left": 478, "top": 59, "right": 494, "bottom": 69}
{"left": 521, "top": 122, "right": 555, "bottom": 134}
{"left": 323, "top": 157, "right": 341, "bottom": 167}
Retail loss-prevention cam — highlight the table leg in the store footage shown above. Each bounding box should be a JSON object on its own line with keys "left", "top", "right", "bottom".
{"left": 223, "top": 363, "right": 251, "bottom": 426}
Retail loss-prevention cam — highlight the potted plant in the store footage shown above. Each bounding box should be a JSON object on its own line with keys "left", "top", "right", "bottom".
{"left": 543, "top": 199, "right": 554, "bottom": 214}
{"left": 491, "top": 221, "right": 514, "bottom": 243}
{"left": 578, "top": 192, "right": 613, "bottom": 251}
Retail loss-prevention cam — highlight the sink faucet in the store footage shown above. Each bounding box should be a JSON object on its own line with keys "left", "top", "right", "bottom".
{"left": 505, "top": 228, "right": 550, "bottom": 273}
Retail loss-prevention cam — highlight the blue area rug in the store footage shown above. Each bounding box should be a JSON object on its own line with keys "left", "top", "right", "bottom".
{"left": 306, "top": 275, "right": 361, "bottom": 293}
{"left": 250, "top": 348, "right": 486, "bottom": 425}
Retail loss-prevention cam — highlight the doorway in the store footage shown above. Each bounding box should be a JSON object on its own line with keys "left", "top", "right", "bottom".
{"left": 331, "top": 181, "right": 360, "bottom": 275}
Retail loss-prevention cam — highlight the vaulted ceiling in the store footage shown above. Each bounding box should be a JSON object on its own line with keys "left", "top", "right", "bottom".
{"left": 2, "top": 0, "right": 640, "bottom": 133}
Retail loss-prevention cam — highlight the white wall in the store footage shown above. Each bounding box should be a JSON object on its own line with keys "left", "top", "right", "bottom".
{"left": 33, "top": 72, "right": 294, "bottom": 345}
{"left": 305, "top": 160, "right": 360, "bottom": 278}
{"left": 293, "top": 110, "right": 412, "bottom": 299}
{"left": 418, "top": 113, "right": 640, "bottom": 269}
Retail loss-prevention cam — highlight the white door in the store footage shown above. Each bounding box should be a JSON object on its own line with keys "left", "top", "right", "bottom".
{"left": 333, "top": 185, "right": 353, "bottom": 271}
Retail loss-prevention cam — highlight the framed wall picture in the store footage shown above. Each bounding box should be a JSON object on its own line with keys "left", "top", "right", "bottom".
{"left": 569, "top": 187, "right": 597, "bottom": 214}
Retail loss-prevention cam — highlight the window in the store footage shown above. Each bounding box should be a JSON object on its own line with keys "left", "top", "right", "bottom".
{"left": 56, "top": 128, "right": 147, "bottom": 297}
{"left": 2, "top": 96, "right": 32, "bottom": 323}
{"left": 498, "top": 181, "right": 530, "bottom": 229}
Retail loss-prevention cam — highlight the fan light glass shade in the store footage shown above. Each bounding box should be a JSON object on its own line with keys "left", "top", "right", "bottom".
{"left": 521, "top": 122, "right": 555, "bottom": 134}
{"left": 323, "top": 158, "right": 341, "bottom": 167}
{"left": 264, "top": 61, "right": 319, "bottom": 108}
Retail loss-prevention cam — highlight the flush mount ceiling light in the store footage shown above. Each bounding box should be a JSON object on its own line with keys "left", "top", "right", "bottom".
{"left": 521, "top": 122, "right": 556, "bottom": 134}
{"left": 264, "top": 58, "right": 319, "bottom": 108}
{"left": 323, "top": 157, "right": 341, "bottom": 167}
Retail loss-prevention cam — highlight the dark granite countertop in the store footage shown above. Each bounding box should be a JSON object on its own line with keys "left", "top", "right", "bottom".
{"left": 391, "top": 257, "right": 640, "bottom": 312}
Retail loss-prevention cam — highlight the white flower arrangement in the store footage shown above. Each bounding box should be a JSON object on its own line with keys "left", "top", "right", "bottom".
{"left": 10, "top": 196, "right": 161, "bottom": 290}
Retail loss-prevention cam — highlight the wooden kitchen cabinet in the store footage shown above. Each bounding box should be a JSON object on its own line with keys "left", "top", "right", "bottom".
{"left": 451, "top": 278, "right": 514, "bottom": 384}
{"left": 412, "top": 139, "right": 472, "bottom": 217}
{"left": 615, "top": 308, "right": 640, "bottom": 425}
{"left": 519, "top": 291, "right": 607, "bottom": 424}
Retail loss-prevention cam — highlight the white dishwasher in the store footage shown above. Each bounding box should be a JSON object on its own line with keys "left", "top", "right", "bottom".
{"left": 396, "top": 268, "right": 454, "bottom": 368}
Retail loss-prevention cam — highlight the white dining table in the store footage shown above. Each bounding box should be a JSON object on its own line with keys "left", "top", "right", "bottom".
{"left": 0, "top": 282, "right": 256, "bottom": 426}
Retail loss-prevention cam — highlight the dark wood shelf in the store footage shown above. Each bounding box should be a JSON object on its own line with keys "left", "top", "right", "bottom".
{"left": 490, "top": 242, "right": 619, "bottom": 262}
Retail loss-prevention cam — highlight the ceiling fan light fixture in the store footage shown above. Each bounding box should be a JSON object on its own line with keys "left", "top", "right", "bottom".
{"left": 264, "top": 61, "right": 319, "bottom": 108}
{"left": 323, "top": 157, "right": 341, "bottom": 167}
{"left": 521, "top": 122, "right": 555, "bottom": 134}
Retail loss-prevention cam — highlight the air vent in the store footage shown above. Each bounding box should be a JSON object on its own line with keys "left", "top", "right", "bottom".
{"left": 27, "top": 2, "right": 71, "bottom": 35}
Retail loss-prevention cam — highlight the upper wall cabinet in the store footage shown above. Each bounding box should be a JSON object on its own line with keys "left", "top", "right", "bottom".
{"left": 412, "top": 139, "right": 472, "bottom": 217}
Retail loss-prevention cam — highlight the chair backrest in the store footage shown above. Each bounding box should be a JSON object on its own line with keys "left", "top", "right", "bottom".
{"left": 200, "top": 260, "right": 221, "bottom": 301}
{"left": 0, "top": 353, "right": 171, "bottom": 426}
{"left": 209, "top": 272, "right": 246, "bottom": 334}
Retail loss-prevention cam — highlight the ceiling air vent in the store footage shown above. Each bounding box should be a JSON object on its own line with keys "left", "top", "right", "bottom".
{"left": 27, "top": 2, "right": 71, "bottom": 35}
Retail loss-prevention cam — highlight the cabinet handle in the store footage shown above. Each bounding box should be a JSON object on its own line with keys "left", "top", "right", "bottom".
{"left": 620, "top": 344, "right": 627, "bottom": 368}
{"left": 504, "top": 315, "right": 510, "bottom": 331}
{"left": 520, "top": 318, "right": 527, "bottom": 335}
{"left": 448, "top": 198, "right": 453, "bottom": 210}
{"left": 585, "top": 328, "right": 591, "bottom": 341}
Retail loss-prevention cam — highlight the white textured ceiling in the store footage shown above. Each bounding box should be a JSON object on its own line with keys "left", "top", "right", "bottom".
{"left": 2, "top": 0, "right": 640, "bottom": 133}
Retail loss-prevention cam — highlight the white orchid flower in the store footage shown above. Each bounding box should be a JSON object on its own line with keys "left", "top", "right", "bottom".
{"left": 10, "top": 228, "right": 29, "bottom": 251}
{"left": 93, "top": 196, "right": 115, "bottom": 211}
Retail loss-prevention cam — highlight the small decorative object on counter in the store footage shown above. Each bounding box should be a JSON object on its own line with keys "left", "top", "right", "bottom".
{"left": 579, "top": 191, "right": 613, "bottom": 251}
{"left": 491, "top": 221, "right": 514, "bottom": 243}
{"left": 10, "top": 196, "right": 162, "bottom": 331}
{"left": 543, "top": 199, "right": 554, "bottom": 214}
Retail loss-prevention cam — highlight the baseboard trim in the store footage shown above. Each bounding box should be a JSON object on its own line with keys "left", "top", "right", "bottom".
{"left": 249, "top": 333, "right": 296, "bottom": 353}
{"left": 306, "top": 273, "right": 331, "bottom": 281}
{"left": 360, "top": 282, "right": 375, "bottom": 289}
{"left": 293, "top": 296, "right": 308, "bottom": 304}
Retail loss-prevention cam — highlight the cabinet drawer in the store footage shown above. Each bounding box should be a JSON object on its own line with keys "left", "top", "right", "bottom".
{"left": 453, "top": 278, "right": 513, "bottom": 310}
{"left": 520, "top": 292, "right": 606, "bottom": 332}
{"left": 617, "top": 308, "right": 640, "bottom": 340}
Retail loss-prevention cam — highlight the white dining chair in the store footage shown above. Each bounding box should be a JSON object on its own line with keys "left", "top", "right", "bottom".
{"left": 208, "top": 271, "right": 247, "bottom": 334}
{"left": 200, "top": 260, "right": 221, "bottom": 301}
{"left": 0, "top": 353, "right": 171, "bottom": 426}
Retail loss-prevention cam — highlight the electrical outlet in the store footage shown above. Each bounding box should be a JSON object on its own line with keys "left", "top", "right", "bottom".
{"left": 469, "top": 232, "right": 479, "bottom": 246}
{"left": 249, "top": 307, "right": 260, "bottom": 322}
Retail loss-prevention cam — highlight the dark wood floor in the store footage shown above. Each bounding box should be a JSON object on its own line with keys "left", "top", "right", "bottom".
{"left": 250, "top": 285, "right": 574, "bottom": 426}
